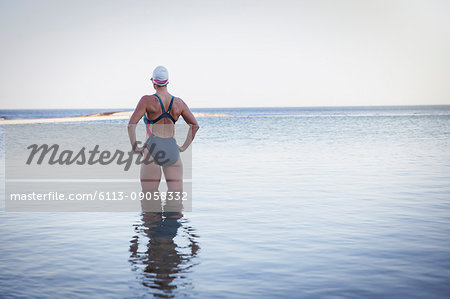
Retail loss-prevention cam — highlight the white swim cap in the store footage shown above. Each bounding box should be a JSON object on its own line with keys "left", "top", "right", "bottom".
{"left": 151, "top": 65, "right": 169, "bottom": 86}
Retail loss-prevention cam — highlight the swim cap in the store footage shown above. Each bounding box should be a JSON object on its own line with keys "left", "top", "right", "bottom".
{"left": 151, "top": 65, "right": 169, "bottom": 86}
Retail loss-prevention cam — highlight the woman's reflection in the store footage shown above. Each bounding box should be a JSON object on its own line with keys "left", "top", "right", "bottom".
{"left": 129, "top": 199, "right": 200, "bottom": 298}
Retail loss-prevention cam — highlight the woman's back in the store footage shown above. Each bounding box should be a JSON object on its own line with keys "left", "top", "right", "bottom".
{"left": 144, "top": 93, "right": 181, "bottom": 138}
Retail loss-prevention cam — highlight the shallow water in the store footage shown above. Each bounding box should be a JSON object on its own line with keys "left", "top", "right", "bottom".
{"left": 1, "top": 106, "right": 450, "bottom": 298}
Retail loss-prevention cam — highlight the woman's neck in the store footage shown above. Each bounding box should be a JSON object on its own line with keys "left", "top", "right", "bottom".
{"left": 155, "top": 86, "right": 168, "bottom": 95}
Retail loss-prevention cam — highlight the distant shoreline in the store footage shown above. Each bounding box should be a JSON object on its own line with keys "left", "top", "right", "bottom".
{"left": 0, "top": 111, "right": 232, "bottom": 125}
{"left": 1, "top": 105, "right": 449, "bottom": 125}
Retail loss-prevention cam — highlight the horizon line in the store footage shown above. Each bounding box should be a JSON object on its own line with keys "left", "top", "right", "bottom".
{"left": 1, "top": 104, "right": 450, "bottom": 110}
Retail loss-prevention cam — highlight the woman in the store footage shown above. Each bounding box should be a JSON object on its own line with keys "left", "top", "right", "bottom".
{"left": 128, "top": 66, "right": 199, "bottom": 213}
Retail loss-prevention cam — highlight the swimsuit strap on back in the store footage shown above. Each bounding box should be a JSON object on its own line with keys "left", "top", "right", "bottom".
{"left": 144, "top": 94, "right": 176, "bottom": 124}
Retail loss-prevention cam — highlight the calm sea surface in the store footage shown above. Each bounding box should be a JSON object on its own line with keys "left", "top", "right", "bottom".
{"left": 1, "top": 106, "right": 450, "bottom": 298}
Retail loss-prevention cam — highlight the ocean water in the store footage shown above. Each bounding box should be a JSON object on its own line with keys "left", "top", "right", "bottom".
{"left": 1, "top": 106, "right": 450, "bottom": 298}
{"left": 1, "top": 105, "right": 449, "bottom": 119}
{"left": 0, "top": 109, "right": 129, "bottom": 120}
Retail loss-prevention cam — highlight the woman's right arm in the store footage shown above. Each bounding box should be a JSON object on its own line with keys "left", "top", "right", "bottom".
{"left": 127, "top": 96, "right": 147, "bottom": 152}
{"left": 178, "top": 100, "right": 200, "bottom": 152}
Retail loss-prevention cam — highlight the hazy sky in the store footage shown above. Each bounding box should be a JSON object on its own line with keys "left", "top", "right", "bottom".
{"left": 1, "top": 0, "right": 449, "bottom": 109}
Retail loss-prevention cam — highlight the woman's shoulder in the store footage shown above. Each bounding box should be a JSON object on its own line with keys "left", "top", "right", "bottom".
{"left": 173, "top": 96, "right": 186, "bottom": 106}
{"left": 170, "top": 97, "right": 186, "bottom": 117}
{"left": 140, "top": 94, "right": 160, "bottom": 106}
{"left": 139, "top": 95, "right": 160, "bottom": 113}
{"left": 141, "top": 94, "right": 159, "bottom": 101}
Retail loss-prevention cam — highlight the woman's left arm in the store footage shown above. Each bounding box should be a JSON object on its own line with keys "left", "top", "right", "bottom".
{"left": 127, "top": 96, "right": 147, "bottom": 152}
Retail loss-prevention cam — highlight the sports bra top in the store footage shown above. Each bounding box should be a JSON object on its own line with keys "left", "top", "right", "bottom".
{"left": 143, "top": 94, "right": 176, "bottom": 125}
